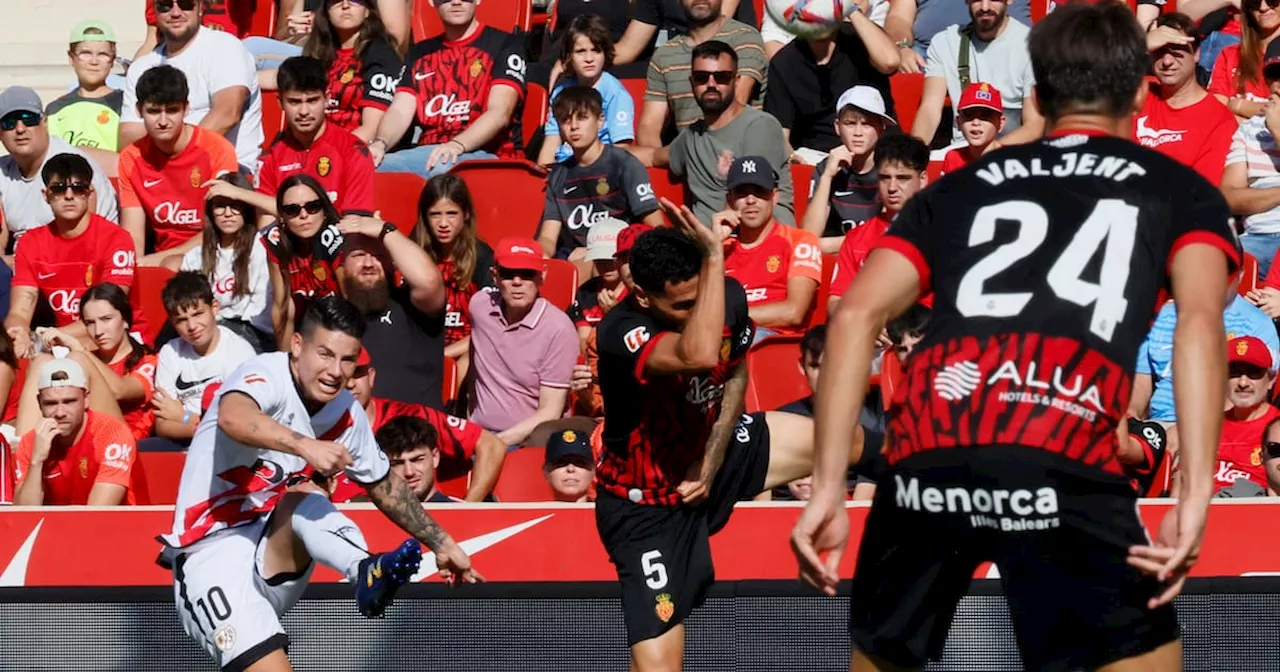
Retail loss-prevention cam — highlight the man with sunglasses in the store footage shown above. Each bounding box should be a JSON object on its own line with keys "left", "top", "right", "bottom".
{"left": 118, "top": 66, "right": 240, "bottom": 267}
{"left": 4, "top": 153, "right": 139, "bottom": 358}
{"left": 369, "top": 0, "right": 527, "bottom": 177}
{"left": 1214, "top": 336, "right": 1280, "bottom": 494}
{"left": 467, "top": 237, "right": 579, "bottom": 448}
{"left": 121, "top": 0, "right": 264, "bottom": 169}
{"left": 0, "top": 86, "right": 118, "bottom": 257}
{"left": 1136, "top": 13, "right": 1236, "bottom": 185}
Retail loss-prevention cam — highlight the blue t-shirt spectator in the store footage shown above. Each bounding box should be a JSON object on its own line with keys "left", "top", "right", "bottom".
{"left": 543, "top": 72, "right": 635, "bottom": 163}
{"left": 1136, "top": 296, "right": 1280, "bottom": 422}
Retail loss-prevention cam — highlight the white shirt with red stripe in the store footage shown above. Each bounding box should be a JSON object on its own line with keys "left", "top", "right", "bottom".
{"left": 161, "top": 352, "right": 388, "bottom": 549}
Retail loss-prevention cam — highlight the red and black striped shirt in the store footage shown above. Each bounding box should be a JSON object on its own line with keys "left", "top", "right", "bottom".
{"left": 595, "top": 279, "right": 754, "bottom": 506}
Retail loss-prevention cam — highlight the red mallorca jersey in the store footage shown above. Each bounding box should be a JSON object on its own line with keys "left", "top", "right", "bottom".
{"left": 257, "top": 124, "right": 376, "bottom": 216}
{"left": 118, "top": 126, "right": 240, "bottom": 251}
{"left": 396, "top": 25, "right": 527, "bottom": 156}
{"left": 1214, "top": 406, "right": 1280, "bottom": 491}
{"left": 723, "top": 223, "right": 822, "bottom": 334}
{"left": 1208, "top": 44, "right": 1269, "bottom": 104}
{"left": 13, "top": 410, "right": 140, "bottom": 505}
{"left": 325, "top": 41, "right": 402, "bottom": 132}
{"left": 261, "top": 221, "right": 345, "bottom": 320}
{"left": 109, "top": 353, "right": 157, "bottom": 442}
{"left": 830, "top": 211, "right": 894, "bottom": 299}
{"left": 12, "top": 215, "right": 137, "bottom": 327}
{"left": 1133, "top": 85, "right": 1236, "bottom": 185}
{"left": 941, "top": 147, "right": 979, "bottom": 176}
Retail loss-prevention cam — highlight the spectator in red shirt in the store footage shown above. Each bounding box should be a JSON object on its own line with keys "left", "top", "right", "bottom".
{"left": 368, "top": 0, "right": 527, "bottom": 177}
{"left": 1210, "top": 0, "right": 1280, "bottom": 119}
{"left": 1215, "top": 335, "right": 1280, "bottom": 493}
{"left": 828, "top": 133, "right": 930, "bottom": 314}
{"left": 248, "top": 57, "right": 376, "bottom": 225}
{"left": 1137, "top": 14, "right": 1237, "bottom": 185}
{"left": 17, "top": 284, "right": 158, "bottom": 443}
{"left": 261, "top": 174, "right": 347, "bottom": 343}
{"left": 5, "top": 153, "right": 139, "bottom": 358}
{"left": 13, "top": 358, "right": 141, "bottom": 506}
{"left": 301, "top": 0, "right": 402, "bottom": 142}
{"left": 719, "top": 155, "right": 823, "bottom": 340}
{"left": 332, "top": 348, "right": 505, "bottom": 501}
{"left": 940, "top": 83, "right": 1005, "bottom": 176}
{"left": 117, "top": 66, "right": 240, "bottom": 267}
{"left": 411, "top": 174, "right": 495, "bottom": 381}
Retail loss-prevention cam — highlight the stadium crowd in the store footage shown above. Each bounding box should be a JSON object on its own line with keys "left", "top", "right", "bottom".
{"left": 3, "top": 0, "right": 1280, "bottom": 507}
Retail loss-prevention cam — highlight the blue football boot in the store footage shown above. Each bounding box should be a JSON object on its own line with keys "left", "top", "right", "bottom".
{"left": 355, "top": 539, "right": 423, "bottom": 618}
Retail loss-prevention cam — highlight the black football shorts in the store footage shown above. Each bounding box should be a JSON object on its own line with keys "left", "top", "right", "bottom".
{"left": 595, "top": 412, "right": 770, "bottom": 645}
{"left": 849, "top": 445, "right": 1179, "bottom": 671}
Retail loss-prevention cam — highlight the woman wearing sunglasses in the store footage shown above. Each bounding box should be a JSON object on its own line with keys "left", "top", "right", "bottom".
{"left": 1209, "top": 0, "right": 1280, "bottom": 119}
{"left": 179, "top": 173, "right": 288, "bottom": 353}
{"left": 410, "top": 174, "right": 494, "bottom": 383}
{"left": 18, "top": 283, "right": 158, "bottom": 443}
{"left": 302, "top": 0, "right": 401, "bottom": 143}
{"left": 261, "top": 174, "right": 346, "bottom": 346}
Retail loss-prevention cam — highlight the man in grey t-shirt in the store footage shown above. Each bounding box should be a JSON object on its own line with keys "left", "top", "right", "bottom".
{"left": 0, "top": 86, "right": 118, "bottom": 256}
{"left": 659, "top": 41, "right": 793, "bottom": 227}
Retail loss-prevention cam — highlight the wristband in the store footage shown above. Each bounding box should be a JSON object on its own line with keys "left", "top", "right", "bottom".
{"left": 378, "top": 222, "right": 397, "bottom": 240}
{"left": 450, "top": 139, "right": 467, "bottom": 152}
{"left": 182, "top": 411, "right": 193, "bottom": 425}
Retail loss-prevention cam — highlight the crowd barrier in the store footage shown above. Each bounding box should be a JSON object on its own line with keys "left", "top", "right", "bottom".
{"left": 2, "top": 502, "right": 1280, "bottom": 670}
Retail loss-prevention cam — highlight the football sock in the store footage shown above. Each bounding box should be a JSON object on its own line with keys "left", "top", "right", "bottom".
{"left": 290, "top": 491, "right": 368, "bottom": 582}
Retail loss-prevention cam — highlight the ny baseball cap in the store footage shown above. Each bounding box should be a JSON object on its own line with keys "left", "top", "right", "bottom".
{"left": 37, "top": 358, "right": 88, "bottom": 391}
{"left": 615, "top": 223, "right": 653, "bottom": 259}
{"left": 544, "top": 428, "right": 594, "bottom": 467}
{"left": 0, "top": 87, "right": 43, "bottom": 120}
{"left": 494, "top": 237, "right": 544, "bottom": 271}
{"left": 1228, "top": 335, "right": 1273, "bottom": 370}
{"left": 69, "top": 19, "right": 117, "bottom": 44}
{"left": 835, "top": 85, "right": 897, "bottom": 126}
{"left": 586, "top": 217, "right": 628, "bottom": 261}
{"left": 957, "top": 82, "right": 1004, "bottom": 114}
{"left": 725, "top": 155, "right": 778, "bottom": 191}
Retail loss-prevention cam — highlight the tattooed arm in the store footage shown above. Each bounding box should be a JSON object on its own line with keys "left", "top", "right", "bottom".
{"left": 364, "top": 469, "right": 484, "bottom": 583}
{"left": 678, "top": 360, "right": 750, "bottom": 504}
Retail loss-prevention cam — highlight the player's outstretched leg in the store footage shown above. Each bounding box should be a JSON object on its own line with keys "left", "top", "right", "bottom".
{"left": 264, "top": 488, "right": 421, "bottom": 618}
{"left": 758, "top": 411, "right": 861, "bottom": 491}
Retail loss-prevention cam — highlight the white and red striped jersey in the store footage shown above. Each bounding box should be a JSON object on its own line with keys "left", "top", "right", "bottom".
{"left": 161, "top": 352, "right": 388, "bottom": 548}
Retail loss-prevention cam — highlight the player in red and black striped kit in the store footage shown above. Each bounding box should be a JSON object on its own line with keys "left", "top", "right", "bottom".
{"left": 595, "top": 205, "right": 844, "bottom": 671}
{"left": 792, "top": 5, "right": 1240, "bottom": 671}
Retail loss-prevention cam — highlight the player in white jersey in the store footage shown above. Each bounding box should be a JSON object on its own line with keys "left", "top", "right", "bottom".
{"left": 159, "top": 296, "right": 481, "bottom": 672}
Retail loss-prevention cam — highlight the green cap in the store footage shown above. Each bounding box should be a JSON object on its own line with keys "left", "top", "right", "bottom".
{"left": 69, "top": 19, "right": 117, "bottom": 45}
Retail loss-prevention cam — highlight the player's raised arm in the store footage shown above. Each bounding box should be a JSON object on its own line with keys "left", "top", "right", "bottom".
{"left": 363, "top": 469, "right": 482, "bottom": 584}
{"left": 217, "top": 391, "right": 355, "bottom": 475}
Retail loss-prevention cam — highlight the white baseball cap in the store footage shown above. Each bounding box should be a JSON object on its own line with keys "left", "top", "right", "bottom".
{"left": 586, "top": 217, "right": 629, "bottom": 261}
{"left": 835, "top": 86, "right": 897, "bottom": 126}
{"left": 37, "top": 358, "right": 88, "bottom": 391}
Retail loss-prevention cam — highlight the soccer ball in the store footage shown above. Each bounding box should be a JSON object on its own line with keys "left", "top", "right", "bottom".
{"left": 765, "top": 0, "right": 859, "bottom": 39}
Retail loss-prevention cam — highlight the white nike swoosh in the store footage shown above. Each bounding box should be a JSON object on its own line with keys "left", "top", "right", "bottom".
{"left": 0, "top": 519, "right": 43, "bottom": 587}
{"left": 411, "top": 513, "right": 555, "bottom": 582}
{"left": 143, "top": 179, "right": 163, "bottom": 188}
{"left": 833, "top": 190, "right": 854, "bottom": 196}
{"left": 37, "top": 272, "right": 56, "bottom": 280}
{"left": 564, "top": 186, "right": 577, "bottom": 194}
{"left": 415, "top": 72, "right": 435, "bottom": 80}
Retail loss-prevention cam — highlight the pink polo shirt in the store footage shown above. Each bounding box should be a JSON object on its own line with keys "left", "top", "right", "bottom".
{"left": 468, "top": 290, "right": 579, "bottom": 433}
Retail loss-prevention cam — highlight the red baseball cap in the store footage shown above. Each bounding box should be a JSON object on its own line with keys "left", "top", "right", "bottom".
{"left": 494, "top": 237, "right": 544, "bottom": 271}
{"left": 615, "top": 223, "right": 654, "bottom": 258}
{"left": 357, "top": 347, "right": 372, "bottom": 368}
{"left": 957, "top": 82, "right": 1004, "bottom": 114}
{"left": 1228, "top": 336, "right": 1273, "bottom": 370}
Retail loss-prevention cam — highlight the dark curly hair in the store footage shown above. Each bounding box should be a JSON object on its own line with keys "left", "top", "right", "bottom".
{"left": 375, "top": 415, "right": 440, "bottom": 458}
{"left": 628, "top": 227, "right": 703, "bottom": 297}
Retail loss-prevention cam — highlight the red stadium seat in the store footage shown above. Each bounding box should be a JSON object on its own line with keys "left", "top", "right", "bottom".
{"left": 249, "top": 0, "right": 276, "bottom": 37}
{"left": 260, "top": 93, "right": 284, "bottom": 148}
{"left": 413, "top": 0, "right": 532, "bottom": 40}
{"left": 1241, "top": 252, "right": 1260, "bottom": 295}
{"left": 880, "top": 350, "right": 904, "bottom": 412}
{"left": 542, "top": 259, "right": 578, "bottom": 312}
{"left": 442, "top": 356, "right": 460, "bottom": 404}
{"left": 493, "top": 446, "right": 555, "bottom": 502}
{"left": 131, "top": 266, "right": 175, "bottom": 346}
{"left": 372, "top": 172, "right": 427, "bottom": 235}
{"left": 647, "top": 167, "right": 685, "bottom": 209}
{"left": 437, "top": 473, "right": 470, "bottom": 499}
{"left": 524, "top": 81, "right": 549, "bottom": 150}
{"left": 449, "top": 159, "right": 548, "bottom": 245}
{"left": 890, "top": 73, "right": 925, "bottom": 135}
{"left": 927, "top": 160, "right": 944, "bottom": 184}
{"left": 620, "top": 78, "right": 647, "bottom": 112}
{"left": 744, "top": 335, "right": 809, "bottom": 413}
{"left": 753, "top": 0, "right": 766, "bottom": 28}
{"left": 138, "top": 451, "right": 186, "bottom": 505}
{"left": 790, "top": 163, "right": 813, "bottom": 224}
{"left": 808, "top": 253, "right": 836, "bottom": 327}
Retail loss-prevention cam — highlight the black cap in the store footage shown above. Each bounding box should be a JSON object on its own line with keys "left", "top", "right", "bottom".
{"left": 725, "top": 155, "right": 778, "bottom": 191}
{"left": 544, "top": 429, "right": 594, "bottom": 467}
{"left": 1266, "top": 39, "right": 1280, "bottom": 76}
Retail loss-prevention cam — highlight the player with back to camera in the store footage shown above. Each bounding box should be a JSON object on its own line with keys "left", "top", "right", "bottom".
{"left": 792, "top": 3, "right": 1239, "bottom": 671}
{"left": 159, "top": 296, "right": 481, "bottom": 672}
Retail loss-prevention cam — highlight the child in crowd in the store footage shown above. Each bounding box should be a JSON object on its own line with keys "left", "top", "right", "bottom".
{"left": 537, "top": 14, "right": 635, "bottom": 167}
{"left": 940, "top": 82, "right": 1006, "bottom": 176}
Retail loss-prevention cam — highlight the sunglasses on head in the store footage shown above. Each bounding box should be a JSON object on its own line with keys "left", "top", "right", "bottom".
{"left": 0, "top": 111, "right": 41, "bottom": 131}
{"left": 280, "top": 199, "right": 324, "bottom": 219}
{"left": 497, "top": 267, "right": 539, "bottom": 281}
{"left": 155, "top": 0, "right": 199, "bottom": 13}
{"left": 690, "top": 70, "right": 735, "bottom": 86}
{"left": 47, "top": 182, "right": 91, "bottom": 196}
